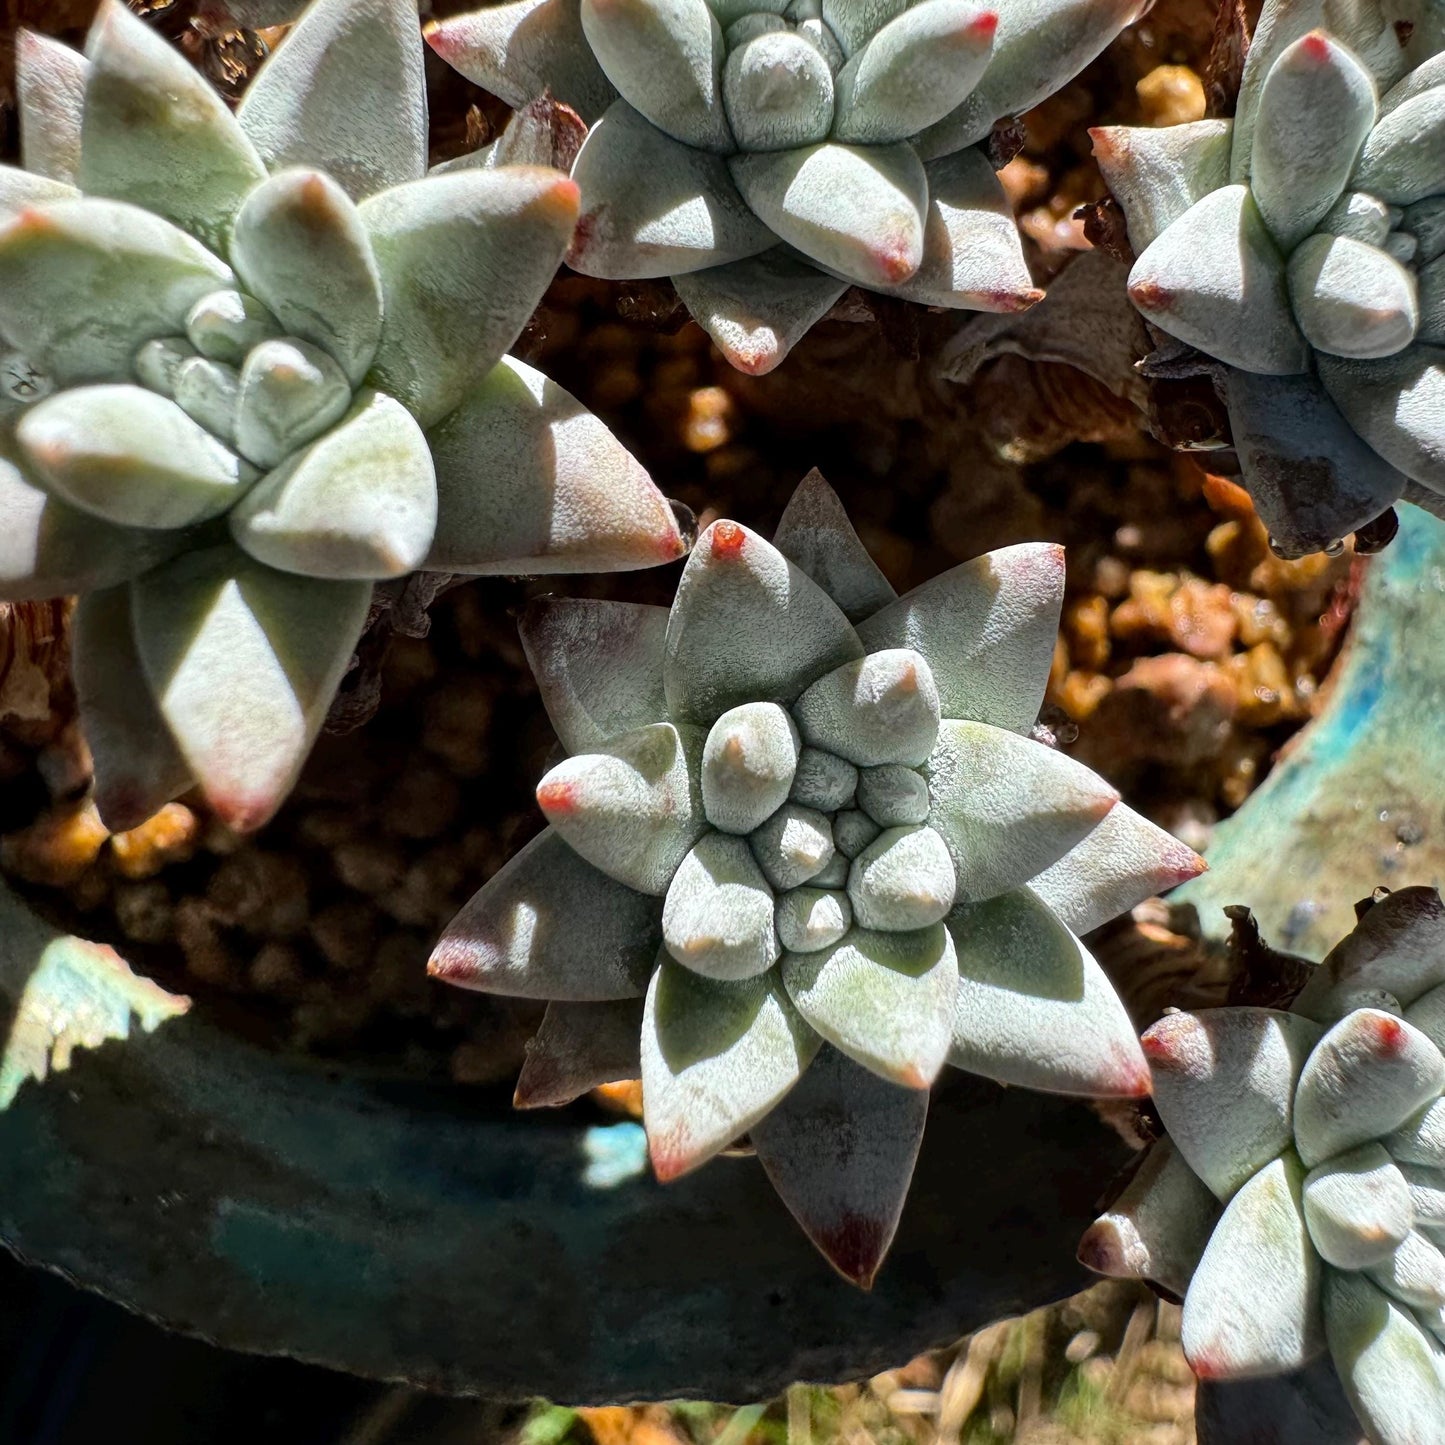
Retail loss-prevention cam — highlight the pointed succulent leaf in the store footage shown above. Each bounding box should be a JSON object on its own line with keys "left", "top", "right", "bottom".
{"left": 1319, "top": 347, "right": 1445, "bottom": 493}
{"left": 424, "top": 356, "right": 686, "bottom": 576}
{"left": 847, "top": 825, "right": 956, "bottom": 931}
{"left": 173, "top": 355, "right": 240, "bottom": 442}
{"left": 1324, "top": 1271, "right": 1445, "bottom": 1445}
{"left": 1294, "top": 1010, "right": 1445, "bottom": 1168}
{"left": 1386, "top": 1097, "right": 1445, "bottom": 1169}
{"left": 0, "top": 166, "right": 78, "bottom": 222}
{"left": 751, "top": 1044, "right": 928, "bottom": 1286}
{"left": 946, "top": 887, "right": 1149, "bottom": 1097}
{"left": 1422, "top": 256, "right": 1445, "bottom": 345}
{"left": 185, "top": 290, "right": 280, "bottom": 367}
{"left": 1250, "top": 32, "right": 1377, "bottom": 253}
{"left": 233, "top": 337, "right": 352, "bottom": 469}
{"left": 1318, "top": 190, "right": 1395, "bottom": 245}
{"left": 1181, "top": 1151, "right": 1325, "bottom": 1380}
{"left": 536, "top": 722, "right": 706, "bottom": 895}
{"left": 702, "top": 702, "right": 801, "bottom": 834}
{"left": 1403, "top": 1162, "right": 1445, "bottom": 1227}
{"left": 1379, "top": 50, "right": 1445, "bottom": 116}
{"left": 79, "top": 2, "right": 267, "bottom": 250}
{"left": 1090, "top": 120, "right": 1234, "bottom": 255}
{"left": 424, "top": 0, "right": 618, "bottom": 122}
{"left": 569, "top": 102, "right": 775, "bottom": 279}
{"left": 1407, "top": 197, "right": 1445, "bottom": 265}
{"left": 750, "top": 803, "right": 835, "bottom": 890}
{"left": 1406, "top": 981, "right": 1445, "bottom": 1053}
{"left": 73, "top": 586, "right": 194, "bottom": 833}
{"left": 856, "top": 765, "right": 929, "bottom": 827}
{"left": 429, "top": 828, "right": 661, "bottom": 999}
{"left": 580, "top": 0, "right": 731, "bottom": 151}
{"left": 793, "top": 649, "right": 940, "bottom": 767}
{"left": 231, "top": 169, "right": 384, "bottom": 388}
{"left": 730, "top": 141, "right": 927, "bottom": 289}
{"left": 132, "top": 545, "right": 370, "bottom": 832}
{"left": 790, "top": 747, "right": 858, "bottom": 812}
{"left": 514, "top": 998, "right": 645, "bottom": 1107}
{"left": 518, "top": 597, "right": 671, "bottom": 754}
{"left": 1353, "top": 86, "right": 1445, "bottom": 206}
{"left": 771, "top": 469, "right": 896, "bottom": 622}
{"left": 1288, "top": 233, "right": 1420, "bottom": 360}
{"left": 1025, "top": 802, "right": 1205, "bottom": 937}
{"left": 832, "top": 0, "right": 995, "bottom": 146}
{"left": 360, "top": 168, "right": 579, "bottom": 428}
{"left": 642, "top": 957, "right": 819, "bottom": 1180}
{"left": 926, "top": 720, "right": 1118, "bottom": 903}
{"left": 1367, "top": 1229, "right": 1445, "bottom": 1310}
{"left": 775, "top": 887, "right": 853, "bottom": 954}
{"left": 877, "top": 148, "right": 1040, "bottom": 311}
{"left": 833, "top": 807, "right": 882, "bottom": 859}
{"left": 237, "top": 0, "right": 428, "bottom": 199}
{"left": 16, "top": 385, "right": 251, "bottom": 530}
{"left": 820, "top": 0, "right": 910, "bottom": 55}
{"left": 1302, "top": 1143, "right": 1414, "bottom": 1269}
{"left": 664, "top": 519, "right": 863, "bottom": 724}
{"left": 1142, "top": 1008, "right": 1323, "bottom": 1201}
{"left": 662, "top": 831, "right": 779, "bottom": 980}
{"left": 781, "top": 922, "right": 957, "bottom": 1088}
{"left": 0, "top": 459, "right": 184, "bottom": 602}
{"left": 811, "top": 853, "right": 849, "bottom": 889}
{"left": 722, "top": 32, "right": 834, "bottom": 151}
{"left": 1127, "top": 186, "right": 1309, "bottom": 376}
{"left": 1078, "top": 1140, "right": 1222, "bottom": 1299}
{"left": 230, "top": 390, "right": 436, "bottom": 580}
{"left": 0, "top": 199, "right": 233, "bottom": 387}
{"left": 16, "top": 30, "right": 89, "bottom": 185}
{"left": 856, "top": 542, "right": 1062, "bottom": 733}
{"left": 672, "top": 249, "right": 848, "bottom": 376}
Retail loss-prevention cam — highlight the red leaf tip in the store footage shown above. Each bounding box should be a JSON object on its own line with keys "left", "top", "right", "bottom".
{"left": 1371, "top": 1013, "right": 1407, "bottom": 1054}
{"left": 536, "top": 778, "right": 579, "bottom": 816}
{"left": 709, "top": 519, "right": 747, "bottom": 559}
{"left": 968, "top": 10, "right": 999, "bottom": 36}
{"left": 1299, "top": 30, "right": 1332, "bottom": 60}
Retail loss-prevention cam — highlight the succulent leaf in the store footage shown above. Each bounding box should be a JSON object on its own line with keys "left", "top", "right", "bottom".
{"left": 513, "top": 997, "right": 645, "bottom": 1107}
{"left": 1402, "top": 1161, "right": 1445, "bottom": 1227}
{"left": 1288, "top": 233, "right": 1420, "bottom": 360}
{"left": 1318, "top": 347, "right": 1445, "bottom": 493}
{"left": 234, "top": 337, "right": 352, "bottom": 469}
{"left": 662, "top": 831, "right": 782, "bottom": 980}
{"left": 793, "top": 649, "right": 940, "bottom": 767}
{"left": 751, "top": 1044, "right": 929, "bottom": 1286}
{"left": 0, "top": 165, "right": 78, "bottom": 221}
{"left": 946, "top": 887, "right": 1150, "bottom": 1097}
{"left": 131, "top": 544, "right": 371, "bottom": 832}
{"left": 1406, "top": 980, "right": 1445, "bottom": 1052}
{"left": 856, "top": 764, "right": 930, "bottom": 826}
{"left": 750, "top": 802, "right": 836, "bottom": 890}
{"left": 1386, "top": 1097, "right": 1445, "bottom": 1169}
{"left": 702, "top": 702, "right": 802, "bottom": 834}
{"left": 183, "top": 291, "right": 280, "bottom": 368}
{"left": 1301, "top": 1142, "right": 1414, "bottom": 1269}
{"left": 722, "top": 31, "right": 835, "bottom": 152}
{"left": 833, "top": 807, "right": 883, "bottom": 859}
{"left": 1353, "top": 85, "right": 1445, "bottom": 206}
{"left": 1366, "top": 1229, "right": 1445, "bottom": 1310}
{"left": 172, "top": 355, "right": 241, "bottom": 442}
{"left": 16, "top": 30, "right": 89, "bottom": 185}
{"left": 791, "top": 747, "right": 860, "bottom": 811}
{"left": 429, "top": 828, "right": 662, "bottom": 999}
{"left": 847, "top": 824, "right": 955, "bottom": 930}
{"left": 237, "top": 0, "right": 429, "bottom": 200}
{"left": 775, "top": 887, "right": 853, "bottom": 953}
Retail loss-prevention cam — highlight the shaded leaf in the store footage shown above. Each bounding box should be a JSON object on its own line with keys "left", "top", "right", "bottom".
{"left": 1302, "top": 1143, "right": 1413, "bottom": 1270}
{"left": 514, "top": 998, "right": 644, "bottom": 1107}
{"left": 16, "top": 31, "right": 89, "bottom": 186}
{"left": 662, "top": 831, "right": 780, "bottom": 981}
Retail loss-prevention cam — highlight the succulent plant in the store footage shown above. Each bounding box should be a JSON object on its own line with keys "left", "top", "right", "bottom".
{"left": 1079, "top": 886, "right": 1445, "bottom": 1445}
{"left": 1092, "top": 0, "right": 1445, "bottom": 557}
{"left": 423, "top": 0, "right": 1145, "bottom": 375}
{"left": 430, "top": 469, "right": 1205, "bottom": 1283}
{"left": 0, "top": 0, "right": 686, "bottom": 836}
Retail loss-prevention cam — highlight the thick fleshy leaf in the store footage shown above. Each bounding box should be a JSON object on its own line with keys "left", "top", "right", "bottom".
{"left": 0, "top": 199, "right": 233, "bottom": 388}
{"left": 856, "top": 765, "right": 930, "bottom": 827}
{"left": 1353, "top": 86, "right": 1445, "bottom": 206}
{"left": 662, "top": 831, "right": 779, "bottom": 980}
{"left": 1090, "top": 120, "right": 1234, "bottom": 255}
{"left": 173, "top": 355, "right": 240, "bottom": 441}
{"left": 1422, "top": 255, "right": 1445, "bottom": 346}
{"left": 424, "top": 0, "right": 618, "bottom": 122}
{"left": 1403, "top": 1161, "right": 1445, "bottom": 1227}
{"left": 855, "top": 542, "right": 1062, "bottom": 734}
{"left": 723, "top": 31, "right": 834, "bottom": 151}
{"left": 1225, "top": 366, "right": 1412, "bottom": 559}
{"left": 422, "top": 355, "right": 687, "bottom": 574}
{"left": 642, "top": 957, "right": 819, "bottom": 1180}
{"left": 1368, "top": 1229, "right": 1445, "bottom": 1310}
{"left": 0, "top": 166, "right": 77, "bottom": 223}
{"left": 16, "top": 31, "right": 89, "bottom": 185}
{"left": 230, "top": 169, "right": 384, "bottom": 388}
{"left": 79, "top": 2, "right": 267, "bottom": 250}
{"left": 513, "top": 998, "right": 645, "bottom": 1107}
{"left": 1181, "top": 1152, "right": 1325, "bottom": 1380}
{"left": 518, "top": 597, "right": 671, "bottom": 754}
{"left": 1142, "top": 1008, "right": 1322, "bottom": 1201}
{"left": 791, "top": 748, "right": 859, "bottom": 813}
{"left": 1127, "top": 186, "right": 1309, "bottom": 376}
{"left": 1324, "top": 1271, "right": 1445, "bottom": 1445}
{"left": 0, "top": 456, "right": 184, "bottom": 602}
{"left": 131, "top": 545, "right": 370, "bottom": 832}
{"left": 1293, "top": 1010, "right": 1445, "bottom": 1168}
{"left": 793, "top": 649, "right": 940, "bottom": 767}
{"left": 663, "top": 519, "right": 864, "bottom": 725}
{"left": 876, "top": 148, "right": 1040, "bottom": 312}
{"left": 237, "top": 0, "right": 428, "bottom": 199}
{"left": 752, "top": 1044, "right": 928, "bottom": 1286}
{"left": 233, "top": 337, "right": 352, "bottom": 470}
{"left": 1289, "top": 233, "right": 1419, "bottom": 360}
{"left": 672, "top": 249, "right": 848, "bottom": 375}
{"left": 1407, "top": 197, "right": 1445, "bottom": 265}
{"left": 1024, "top": 801, "right": 1205, "bottom": 936}
{"left": 749, "top": 803, "right": 835, "bottom": 891}
{"left": 429, "top": 828, "right": 661, "bottom": 999}
{"left": 775, "top": 887, "right": 853, "bottom": 954}
{"left": 819, "top": 0, "right": 909, "bottom": 55}
{"left": 1408, "top": 982, "right": 1445, "bottom": 1054}
{"left": 16, "top": 385, "right": 251, "bottom": 530}
{"left": 913, "top": 0, "right": 1144, "bottom": 158}
{"left": 1077, "top": 1140, "right": 1222, "bottom": 1299}
{"left": 781, "top": 922, "right": 957, "bottom": 1088}
{"left": 1379, "top": 50, "right": 1445, "bottom": 118}
{"left": 184, "top": 290, "right": 280, "bottom": 367}
{"left": 360, "top": 169, "right": 579, "bottom": 428}
{"left": 730, "top": 141, "right": 927, "bottom": 289}
{"left": 1319, "top": 189, "right": 1395, "bottom": 245}
{"left": 1303, "top": 1143, "right": 1414, "bottom": 1269}
{"left": 229, "top": 389, "right": 436, "bottom": 580}
{"left": 925, "top": 720, "right": 1117, "bottom": 903}
{"left": 771, "top": 468, "right": 896, "bottom": 622}
{"left": 568, "top": 102, "right": 775, "bottom": 279}
{"left": 1250, "top": 32, "right": 1377, "bottom": 253}
{"left": 1318, "top": 347, "right": 1445, "bottom": 493}
{"left": 701, "top": 702, "right": 800, "bottom": 834}
{"left": 833, "top": 808, "right": 882, "bottom": 859}
{"left": 847, "top": 825, "right": 956, "bottom": 931}
{"left": 73, "top": 586, "right": 194, "bottom": 833}
{"left": 1386, "top": 1097, "right": 1445, "bottom": 1169}
{"left": 581, "top": 0, "right": 730, "bottom": 151}
{"left": 536, "top": 721, "right": 706, "bottom": 896}
{"left": 947, "top": 887, "right": 1149, "bottom": 1097}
